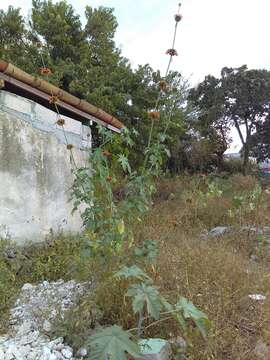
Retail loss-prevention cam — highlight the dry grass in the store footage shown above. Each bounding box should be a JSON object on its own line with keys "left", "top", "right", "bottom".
{"left": 2, "top": 174, "right": 270, "bottom": 359}
{"left": 140, "top": 175, "right": 270, "bottom": 359}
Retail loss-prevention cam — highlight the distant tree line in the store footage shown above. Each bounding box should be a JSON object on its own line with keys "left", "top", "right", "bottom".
{"left": 1, "top": 1, "right": 270, "bottom": 174}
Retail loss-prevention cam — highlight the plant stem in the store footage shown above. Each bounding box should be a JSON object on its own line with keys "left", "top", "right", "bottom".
{"left": 137, "top": 309, "right": 144, "bottom": 338}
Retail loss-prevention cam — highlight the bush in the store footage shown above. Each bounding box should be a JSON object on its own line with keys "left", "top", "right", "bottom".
{"left": 223, "top": 157, "right": 258, "bottom": 175}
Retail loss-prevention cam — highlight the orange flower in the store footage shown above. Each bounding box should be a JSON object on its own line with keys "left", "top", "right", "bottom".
{"left": 166, "top": 48, "right": 178, "bottom": 56}
{"left": 174, "top": 14, "right": 183, "bottom": 22}
{"left": 67, "top": 144, "right": 74, "bottom": 150}
{"left": 159, "top": 80, "right": 169, "bottom": 92}
{"left": 148, "top": 111, "right": 160, "bottom": 120}
{"left": 106, "top": 176, "right": 113, "bottom": 182}
{"left": 102, "top": 150, "right": 111, "bottom": 157}
{"left": 40, "top": 67, "right": 52, "bottom": 75}
{"left": 56, "top": 118, "right": 65, "bottom": 126}
{"left": 49, "top": 95, "right": 59, "bottom": 104}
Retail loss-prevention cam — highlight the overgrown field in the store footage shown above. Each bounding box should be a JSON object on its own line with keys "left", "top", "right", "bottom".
{"left": 1, "top": 174, "right": 270, "bottom": 359}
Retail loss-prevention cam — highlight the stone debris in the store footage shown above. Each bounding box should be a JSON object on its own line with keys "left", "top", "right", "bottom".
{"left": 137, "top": 338, "right": 172, "bottom": 360}
{"left": 253, "top": 340, "right": 270, "bottom": 359}
{"left": 75, "top": 348, "right": 88, "bottom": 358}
{"left": 208, "top": 226, "right": 231, "bottom": 238}
{"left": 248, "top": 294, "right": 266, "bottom": 301}
{"left": 0, "top": 280, "right": 89, "bottom": 360}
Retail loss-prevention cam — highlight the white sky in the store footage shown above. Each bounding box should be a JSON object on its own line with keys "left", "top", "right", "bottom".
{"left": 2, "top": 0, "right": 270, "bottom": 152}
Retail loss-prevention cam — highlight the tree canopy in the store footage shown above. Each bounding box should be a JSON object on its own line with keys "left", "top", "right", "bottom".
{"left": 189, "top": 65, "right": 270, "bottom": 172}
{"left": 0, "top": 1, "right": 189, "bottom": 172}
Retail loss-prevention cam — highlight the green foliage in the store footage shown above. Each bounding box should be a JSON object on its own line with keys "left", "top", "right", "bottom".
{"left": 0, "top": 240, "right": 20, "bottom": 327}
{"left": 133, "top": 240, "right": 159, "bottom": 263}
{"left": 71, "top": 126, "right": 156, "bottom": 259}
{"left": 114, "top": 265, "right": 151, "bottom": 282}
{"left": 228, "top": 182, "right": 262, "bottom": 224}
{"left": 175, "top": 297, "right": 210, "bottom": 339}
{"left": 127, "top": 283, "right": 163, "bottom": 321}
{"left": 88, "top": 325, "right": 140, "bottom": 360}
{"left": 189, "top": 66, "right": 270, "bottom": 173}
{"left": 0, "top": 1, "right": 191, "bottom": 173}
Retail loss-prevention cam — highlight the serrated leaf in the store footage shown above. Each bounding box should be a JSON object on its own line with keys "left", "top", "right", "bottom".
{"left": 127, "top": 283, "right": 162, "bottom": 320}
{"left": 114, "top": 265, "right": 152, "bottom": 282}
{"left": 88, "top": 325, "right": 140, "bottom": 360}
{"left": 175, "top": 297, "right": 210, "bottom": 339}
{"left": 118, "top": 154, "right": 131, "bottom": 174}
{"left": 160, "top": 296, "right": 173, "bottom": 312}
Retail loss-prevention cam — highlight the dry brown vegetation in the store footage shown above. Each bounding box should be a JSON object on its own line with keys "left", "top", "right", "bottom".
{"left": 140, "top": 175, "right": 270, "bottom": 359}
{"left": 2, "top": 174, "right": 270, "bottom": 359}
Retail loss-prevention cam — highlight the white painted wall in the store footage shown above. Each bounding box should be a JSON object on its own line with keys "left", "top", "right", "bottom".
{"left": 0, "top": 91, "right": 91, "bottom": 244}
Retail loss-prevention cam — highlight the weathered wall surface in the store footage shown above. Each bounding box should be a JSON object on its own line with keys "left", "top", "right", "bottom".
{"left": 0, "top": 90, "right": 91, "bottom": 244}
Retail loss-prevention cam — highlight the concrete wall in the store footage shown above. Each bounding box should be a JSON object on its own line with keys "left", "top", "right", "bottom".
{"left": 0, "top": 90, "right": 91, "bottom": 244}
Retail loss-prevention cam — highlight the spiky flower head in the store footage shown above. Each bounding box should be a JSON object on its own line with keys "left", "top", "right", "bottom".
{"left": 40, "top": 67, "right": 52, "bottom": 75}
{"left": 159, "top": 80, "right": 169, "bottom": 92}
{"left": 56, "top": 118, "right": 65, "bottom": 126}
{"left": 174, "top": 14, "right": 183, "bottom": 22}
{"left": 148, "top": 111, "right": 160, "bottom": 120}
{"left": 166, "top": 49, "right": 178, "bottom": 56}
{"left": 102, "top": 150, "right": 111, "bottom": 157}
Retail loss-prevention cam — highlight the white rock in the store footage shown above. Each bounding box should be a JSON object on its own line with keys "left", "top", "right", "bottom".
{"left": 21, "top": 284, "right": 34, "bottom": 292}
{"left": 16, "top": 321, "right": 34, "bottom": 337}
{"left": 54, "top": 343, "right": 64, "bottom": 352}
{"left": 42, "top": 320, "right": 52, "bottom": 333}
{"left": 48, "top": 353, "right": 58, "bottom": 360}
{"left": 19, "top": 331, "right": 39, "bottom": 346}
{"left": 0, "top": 280, "right": 88, "bottom": 360}
{"left": 40, "top": 346, "right": 52, "bottom": 360}
{"left": 208, "top": 226, "right": 230, "bottom": 237}
{"left": 43, "top": 281, "right": 50, "bottom": 288}
{"left": 0, "top": 348, "right": 5, "bottom": 360}
{"left": 61, "top": 347, "right": 73, "bottom": 359}
{"left": 5, "top": 352, "right": 15, "bottom": 360}
{"left": 48, "top": 338, "right": 63, "bottom": 350}
{"left": 248, "top": 294, "right": 266, "bottom": 301}
{"left": 76, "top": 347, "right": 88, "bottom": 358}
{"left": 12, "top": 347, "right": 25, "bottom": 360}
{"left": 27, "top": 350, "right": 41, "bottom": 360}
{"left": 5, "top": 345, "right": 16, "bottom": 360}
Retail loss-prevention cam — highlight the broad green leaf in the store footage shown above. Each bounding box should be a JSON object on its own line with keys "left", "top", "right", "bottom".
{"left": 118, "top": 154, "right": 131, "bottom": 174}
{"left": 88, "top": 325, "right": 140, "bottom": 360}
{"left": 127, "top": 283, "right": 162, "bottom": 320}
{"left": 114, "top": 265, "right": 152, "bottom": 282}
{"left": 175, "top": 297, "right": 210, "bottom": 339}
{"left": 160, "top": 296, "right": 173, "bottom": 312}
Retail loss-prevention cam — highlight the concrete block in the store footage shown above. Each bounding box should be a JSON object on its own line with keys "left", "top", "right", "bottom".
{"left": 137, "top": 339, "right": 172, "bottom": 360}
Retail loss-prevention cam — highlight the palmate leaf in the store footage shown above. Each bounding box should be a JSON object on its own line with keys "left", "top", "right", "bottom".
{"left": 117, "top": 154, "right": 131, "bottom": 174}
{"left": 88, "top": 325, "right": 140, "bottom": 360}
{"left": 175, "top": 297, "right": 210, "bottom": 339}
{"left": 114, "top": 265, "right": 152, "bottom": 282}
{"left": 127, "top": 283, "right": 163, "bottom": 320}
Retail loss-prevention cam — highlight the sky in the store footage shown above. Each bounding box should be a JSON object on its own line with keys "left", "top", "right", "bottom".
{"left": 2, "top": 0, "right": 270, "bottom": 152}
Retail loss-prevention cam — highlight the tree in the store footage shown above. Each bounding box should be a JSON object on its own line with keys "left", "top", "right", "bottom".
{"left": 188, "top": 75, "right": 231, "bottom": 171}
{"left": 222, "top": 66, "right": 270, "bottom": 173}
{"left": 250, "top": 115, "right": 270, "bottom": 162}
{"left": 189, "top": 66, "right": 270, "bottom": 174}
{"left": 0, "top": 1, "right": 189, "bottom": 173}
